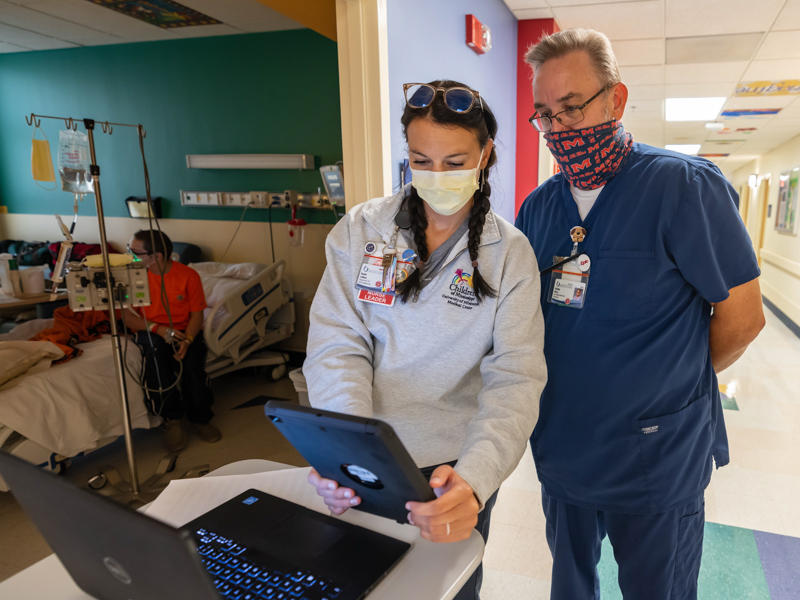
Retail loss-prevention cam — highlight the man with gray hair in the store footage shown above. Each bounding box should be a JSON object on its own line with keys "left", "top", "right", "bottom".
{"left": 515, "top": 28, "right": 765, "bottom": 599}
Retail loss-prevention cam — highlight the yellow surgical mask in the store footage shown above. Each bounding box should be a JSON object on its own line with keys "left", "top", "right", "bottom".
{"left": 31, "top": 127, "right": 56, "bottom": 189}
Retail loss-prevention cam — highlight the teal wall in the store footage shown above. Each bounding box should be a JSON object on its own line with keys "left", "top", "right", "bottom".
{"left": 0, "top": 30, "right": 342, "bottom": 223}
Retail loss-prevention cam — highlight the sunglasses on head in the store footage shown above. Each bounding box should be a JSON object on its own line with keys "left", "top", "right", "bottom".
{"left": 403, "top": 83, "right": 484, "bottom": 114}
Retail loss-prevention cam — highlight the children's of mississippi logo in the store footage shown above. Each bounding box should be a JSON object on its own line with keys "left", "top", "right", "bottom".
{"left": 451, "top": 269, "right": 473, "bottom": 288}
{"left": 444, "top": 268, "right": 478, "bottom": 309}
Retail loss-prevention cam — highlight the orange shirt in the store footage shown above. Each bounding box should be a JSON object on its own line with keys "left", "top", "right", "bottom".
{"left": 139, "top": 262, "right": 206, "bottom": 330}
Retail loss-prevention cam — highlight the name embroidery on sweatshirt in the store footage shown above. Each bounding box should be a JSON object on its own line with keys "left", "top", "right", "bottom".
{"left": 442, "top": 268, "right": 478, "bottom": 310}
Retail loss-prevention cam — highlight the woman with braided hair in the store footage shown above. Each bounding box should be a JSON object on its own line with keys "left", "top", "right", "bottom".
{"left": 304, "top": 80, "right": 546, "bottom": 599}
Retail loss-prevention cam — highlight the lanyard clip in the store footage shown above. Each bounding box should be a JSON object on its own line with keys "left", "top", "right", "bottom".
{"left": 570, "top": 226, "right": 587, "bottom": 256}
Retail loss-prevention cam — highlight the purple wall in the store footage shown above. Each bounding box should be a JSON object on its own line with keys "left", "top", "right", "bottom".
{"left": 387, "top": 0, "right": 518, "bottom": 223}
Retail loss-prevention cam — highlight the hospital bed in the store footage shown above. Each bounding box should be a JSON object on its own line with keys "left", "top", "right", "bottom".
{"left": 0, "top": 259, "right": 294, "bottom": 491}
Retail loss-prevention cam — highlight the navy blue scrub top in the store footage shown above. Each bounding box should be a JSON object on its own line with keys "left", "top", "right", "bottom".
{"left": 515, "top": 143, "right": 761, "bottom": 515}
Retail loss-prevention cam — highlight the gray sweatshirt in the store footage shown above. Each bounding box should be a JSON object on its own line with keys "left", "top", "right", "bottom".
{"left": 305, "top": 189, "right": 547, "bottom": 506}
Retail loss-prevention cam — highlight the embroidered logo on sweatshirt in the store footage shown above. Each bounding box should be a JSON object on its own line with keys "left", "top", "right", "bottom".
{"left": 443, "top": 268, "right": 478, "bottom": 309}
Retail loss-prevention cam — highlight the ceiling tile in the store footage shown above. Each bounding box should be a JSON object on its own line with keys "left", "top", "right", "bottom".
{"left": 619, "top": 64, "right": 664, "bottom": 85}
{"left": 665, "top": 82, "right": 736, "bottom": 97}
{"left": 665, "top": 0, "right": 785, "bottom": 37}
{"left": 27, "top": 0, "right": 175, "bottom": 39}
{"left": 0, "top": 21, "right": 76, "bottom": 49}
{"left": 502, "top": 0, "right": 548, "bottom": 9}
{"left": 666, "top": 33, "right": 763, "bottom": 64}
{"left": 626, "top": 84, "right": 666, "bottom": 100}
{"left": 0, "top": 39, "right": 26, "bottom": 52}
{"left": 552, "top": 1, "right": 664, "bottom": 41}
{"left": 755, "top": 30, "right": 800, "bottom": 60}
{"left": 743, "top": 58, "right": 800, "bottom": 81}
{"left": 665, "top": 62, "right": 749, "bottom": 84}
{"left": 0, "top": 3, "right": 102, "bottom": 39}
{"left": 612, "top": 38, "right": 664, "bottom": 66}
{"left": 724, "top": 94, "right": 798, "bottom": 110}
{"left": 772, "top": 0, "right": 800, "bottom": 31}
{"left": 514, "top": 8, "right": 554, "bottom": 19}
{"left": 548, "top": 0, "right": 646, "bottom": 5}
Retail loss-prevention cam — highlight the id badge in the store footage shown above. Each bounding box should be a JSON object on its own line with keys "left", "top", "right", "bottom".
{"left": 356, "top": 242, "right": 416, "bottom": 297}
{"left": 548, "top": 254, "right": 590, "bottom": 309}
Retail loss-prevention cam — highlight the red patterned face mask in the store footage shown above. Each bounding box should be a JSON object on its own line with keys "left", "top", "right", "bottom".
{"left": 544, "top": 120, "right": 633, "bottom": 190}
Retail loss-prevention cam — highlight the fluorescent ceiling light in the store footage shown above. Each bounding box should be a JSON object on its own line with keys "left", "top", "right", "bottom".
{"left": 665, "top": 144, "right": 701, "bottom": 155}
{"left": 705, "top": 122, "right": 725, "bottom": 130}
{"left": 666, "top": 97, "right": 726, "bottom": 121}
{"left": 186, "top": 154, "right": 315, "bottom": 170}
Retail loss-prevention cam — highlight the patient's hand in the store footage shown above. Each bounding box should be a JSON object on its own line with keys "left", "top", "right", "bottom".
{"left": 308, "top": 468, "right": 361, "bottom": 515}
{"left": 405, "top": 465, "right": 479, "bottom": 543}
{"left": 174, "top": 339, "right": 190, "bottom": 360}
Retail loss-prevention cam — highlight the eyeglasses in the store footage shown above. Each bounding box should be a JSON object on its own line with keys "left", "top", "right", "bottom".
{"left": 127, "top": 244, "right": 150, "bottom": 259}
{"left": 403, "top": 83, "right": 484, "bottom": 114}
{"left": 528, "top": 85, "right": 612, "bottom": 132}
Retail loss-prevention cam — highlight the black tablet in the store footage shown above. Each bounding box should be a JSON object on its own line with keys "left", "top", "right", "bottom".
{"left": 264, "top": 401, "right": 436, "bottom": 523}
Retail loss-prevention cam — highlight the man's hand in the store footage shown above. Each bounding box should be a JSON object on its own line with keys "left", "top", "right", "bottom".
{"left": 406, "top": 465, "right": 479, "bottom": 543}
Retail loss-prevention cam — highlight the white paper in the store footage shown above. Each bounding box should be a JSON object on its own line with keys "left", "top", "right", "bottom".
{"left": 143, "top": 467, "right": 324, "bottom": 528}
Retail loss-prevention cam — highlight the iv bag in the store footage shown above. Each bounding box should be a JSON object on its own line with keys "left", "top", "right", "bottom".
{"left": 58, "top": 130, "right": 94, "bottom": 195}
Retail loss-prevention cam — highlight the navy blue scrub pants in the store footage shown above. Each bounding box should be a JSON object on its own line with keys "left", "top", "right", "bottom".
{"left": 542, "top": 489, "right": 705, "bottom": 600}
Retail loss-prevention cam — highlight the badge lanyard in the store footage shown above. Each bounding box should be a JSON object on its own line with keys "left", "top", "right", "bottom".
{"left": 542, "top": 226, "right": 591, "bottom": 309}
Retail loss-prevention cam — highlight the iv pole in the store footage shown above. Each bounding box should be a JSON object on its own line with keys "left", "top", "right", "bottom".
{"left": 24, "top": 113, "right": 204, "bottom": 503}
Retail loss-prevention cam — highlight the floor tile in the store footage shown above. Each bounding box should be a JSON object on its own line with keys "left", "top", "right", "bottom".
{"left": 483, "top": 522, "right": 521, "bottom": 570}
{"left": 492, "top": 487, "right": 546, "bottom": 531}
{"left": 753, "top": 530, "right": 800, "bottom": 600}
{"left": 482, "top": 568, "right": 551, "bottom": 600}
{"left": 497, "top": 526, "right": 553, "bottom": 581}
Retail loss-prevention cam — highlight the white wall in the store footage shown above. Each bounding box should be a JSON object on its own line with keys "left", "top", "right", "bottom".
{"left": 732, "top": 136, "right": 800, "bottom": 328}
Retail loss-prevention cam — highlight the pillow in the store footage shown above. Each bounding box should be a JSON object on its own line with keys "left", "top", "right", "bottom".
{"left": 190, "top": 262, "right": 265, "bottom": 280}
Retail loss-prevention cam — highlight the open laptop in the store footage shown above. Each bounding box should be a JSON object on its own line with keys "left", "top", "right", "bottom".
{"left": 0, "top": 451, "right": 410, "bottom": 600}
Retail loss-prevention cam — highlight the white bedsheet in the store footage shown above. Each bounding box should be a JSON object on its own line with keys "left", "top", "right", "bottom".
{"left": 0, "top": 335, "right": 156, "bottom": 457}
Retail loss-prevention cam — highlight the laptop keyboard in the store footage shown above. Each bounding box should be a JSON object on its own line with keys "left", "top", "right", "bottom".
{"left": 195, "top": 528, "right": 345, "bottom": 600}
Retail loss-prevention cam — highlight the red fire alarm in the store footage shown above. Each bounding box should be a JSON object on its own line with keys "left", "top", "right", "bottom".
{"left": 466, "top": 14, "right": 492, "bottom": 55}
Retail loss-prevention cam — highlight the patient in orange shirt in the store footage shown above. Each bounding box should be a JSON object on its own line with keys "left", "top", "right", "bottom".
{"left": 124, "top": 230, "right": 220, "bottom": 452}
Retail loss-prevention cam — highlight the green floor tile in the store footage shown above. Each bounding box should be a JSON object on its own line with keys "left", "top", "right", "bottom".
{"left": 720, "top": 393, "right": 740, "bottom": 411}
{"left": 596, "top": 522, "right": 771, "bottom": 599}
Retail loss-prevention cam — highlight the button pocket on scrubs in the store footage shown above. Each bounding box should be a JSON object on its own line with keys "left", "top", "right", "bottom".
{"left": 635, "top": 394, "right": 712, "bottom": 508}
{"left": 588, "top": 250, "right": 655, "bottom": 321}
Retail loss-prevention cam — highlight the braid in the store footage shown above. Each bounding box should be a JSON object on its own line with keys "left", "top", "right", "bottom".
{"left": 396, "top": 190, "right": 429, "bottom": 303}
{"left": 467, "top": 173, "right": 497, "bottom": 302}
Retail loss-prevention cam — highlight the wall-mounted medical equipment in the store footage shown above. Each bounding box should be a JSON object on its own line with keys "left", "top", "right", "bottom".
{"left": 185, "top": 154, "right": 314, "bottom": 170}
{"left": 126, "top": 196, "right": 161, "bottom": 219}
{"left": 320, "top": 165, "right": 345, "bottom": 204}
{"left": 64, "top": 261, "right": 151, "bottom": 312}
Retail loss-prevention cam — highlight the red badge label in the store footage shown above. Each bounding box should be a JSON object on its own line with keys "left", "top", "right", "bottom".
{"left": 357, "top": 289, "right": 395, "bottom": 307}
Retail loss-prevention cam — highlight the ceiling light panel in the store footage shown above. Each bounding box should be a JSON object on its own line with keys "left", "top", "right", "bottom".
{"left": 666, "top": 97, "right": 726, "bottom": 121}
{"left": 666, "top": 33, "right": 763, "bottom": 65}
{"left": 552, "top": 1, "right": 664, "bottom": 41}
{"left": 665, "top": 0, "right": 785, "bottom": 37}
{"left": 612, "top": 38, "right": 665, "bottom": 66}
{"left": 665, "top": 144, "right": 701, "bottom": 155}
